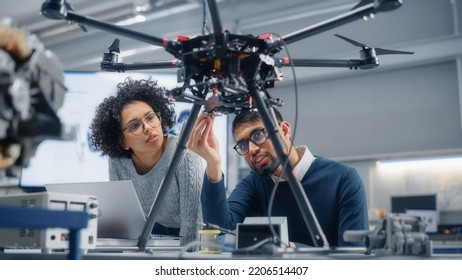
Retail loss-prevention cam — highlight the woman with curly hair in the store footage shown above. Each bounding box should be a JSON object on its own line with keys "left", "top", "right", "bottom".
{"left": 90, "top": 77, "right": 203, "bottom": 246}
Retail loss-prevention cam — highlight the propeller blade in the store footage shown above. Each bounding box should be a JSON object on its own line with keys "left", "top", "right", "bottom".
{"left": 351, "top": 0, "right": 402, "bottom": 12}
{"left": 350, "top": 0, "right": 373, "bottom": 11}
{"left": 375, "top": 48, "right": 414, "bottom": 55}
{"left": 65, "top": 1, "right": 87, "bottom": 32}
{"left": 108, "top": 39, "right": 120, "bottom": 53}
{"left": 334, "top": 34, "right": 365, "bottom": 47}
{"left": 335, "top": 34, "right": 414, "bottom": 55}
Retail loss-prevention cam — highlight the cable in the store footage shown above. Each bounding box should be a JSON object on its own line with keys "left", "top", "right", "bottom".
{"left": 263, "top": 33, "right": 300, "bottom": 250}
{"left": 200, "top": 222, "right": 236, "bottom": 235}
{"left": 232, "top": 236, "right": 277, "bottom": 255}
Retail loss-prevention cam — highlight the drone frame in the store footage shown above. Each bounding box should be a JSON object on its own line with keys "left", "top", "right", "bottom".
{"left": 41, "top": 0, "right": 409, "bottom": 251}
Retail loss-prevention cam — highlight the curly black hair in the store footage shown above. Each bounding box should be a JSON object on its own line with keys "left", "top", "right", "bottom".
{"left": 89, "top": 77, "right": 175, "bottom": 158}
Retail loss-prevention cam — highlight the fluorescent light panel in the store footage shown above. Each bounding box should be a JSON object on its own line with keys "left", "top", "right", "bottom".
{"left": 376, "top": 156, "right": 462, "bottom": 170}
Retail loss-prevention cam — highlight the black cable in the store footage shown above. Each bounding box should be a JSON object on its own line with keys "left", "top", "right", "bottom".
{"left": 264, "top": 33, "right": 299, "bottom": 250}
{"left": 232, "top": 236, "right": 276, "bottom": 254}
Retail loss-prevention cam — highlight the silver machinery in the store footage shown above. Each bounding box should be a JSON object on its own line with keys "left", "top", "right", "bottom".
{"left": 0, "top": 192, "right": 98, "bottom": 254}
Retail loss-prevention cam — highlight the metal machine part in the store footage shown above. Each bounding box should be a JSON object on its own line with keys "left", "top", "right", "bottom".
{"left": 344, "top": 213, "right": 431, "bottom": 256}
{"left": 0, "top": 192, "right": 98, "bottom": 254}
{"left": 0, "top": 25, "right": 67, "bottom": 166}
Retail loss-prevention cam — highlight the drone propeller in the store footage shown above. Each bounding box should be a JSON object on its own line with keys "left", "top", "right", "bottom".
{"left": 108, "top": 39, "right": 120, "bottom": 53}
{"left": 351, "top": 0, "right": 370, "bottom": 10}
{"left": 65, "top": 1, "right": 87, "bottom": 32}
{"left": 335, "top": 34, "right": 414, "bottom": 55}
{"left": 351, "top": 0, "right": 403, "bottom": 12}
{"left": 100, "top": 39, "right": 120, "bottom": 66}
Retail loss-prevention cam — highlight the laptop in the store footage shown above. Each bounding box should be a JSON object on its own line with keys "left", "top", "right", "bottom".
{"left": 45, "top": 180, "right": 181, "bottom": 250}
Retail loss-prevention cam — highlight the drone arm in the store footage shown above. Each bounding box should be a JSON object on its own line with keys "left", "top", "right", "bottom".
{"left": 41, "top": 1, "right": 181, "bottom": 57}
{"left": 276, "top": 58, "right": 368, "bottom": 69}
{"left": 281, "top": 0, "right": 401, "bottom": 45}
{"left": 100, "top": 60, "right": 182, "bottom": 72}
{"left": 64, "top": 12, "right": 179, "bottom": 55}
{"left": 249, "top": 84, "right": 329, "bottom": 248}
{"left": 206, "top": 0, "right": 224, "bottom": 48}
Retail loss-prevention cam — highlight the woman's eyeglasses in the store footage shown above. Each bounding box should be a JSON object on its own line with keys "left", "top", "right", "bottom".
{"left": 122, "top": 112, "right": 161, "bottom": 136}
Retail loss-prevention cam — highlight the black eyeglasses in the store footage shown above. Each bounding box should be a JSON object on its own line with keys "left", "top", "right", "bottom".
{"left": 122, "top": 112, "right": 161, "bottom": 136}
{"left": 233, "top": 128, "right": 268, "bottom": 156}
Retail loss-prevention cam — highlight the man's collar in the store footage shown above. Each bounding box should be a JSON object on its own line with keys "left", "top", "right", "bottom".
{"left": 271, "top": 145, "right": 315, "bottom": 183}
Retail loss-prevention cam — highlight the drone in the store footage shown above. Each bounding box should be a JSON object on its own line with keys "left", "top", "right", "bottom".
{"left": 41, "top": 0, "right": 413, "bottom": 115}
{"left": 40, "top": 0, "right": 414, "bottom": 251}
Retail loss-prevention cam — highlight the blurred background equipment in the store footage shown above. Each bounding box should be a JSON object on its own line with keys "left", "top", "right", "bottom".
{"left": 0, "top": 22, "right": 67, "bottom": 167}
{"left": 0, "top": 192, "right": 98, "bottom": 255}
{"left": 344, "top": 213, "right": 431, "bottom": 256}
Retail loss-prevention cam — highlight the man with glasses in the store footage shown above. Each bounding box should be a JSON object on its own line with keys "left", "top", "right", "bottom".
{"left": 90, "top": 77, "right": 203, "bottom": 247}
{"left": 188, "top": 108, "right": 368, "bottom": 247}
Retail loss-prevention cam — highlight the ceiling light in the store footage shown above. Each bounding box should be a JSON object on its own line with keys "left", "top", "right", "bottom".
{"left": 376, "top": 156, "right": 462, "bottom": 170}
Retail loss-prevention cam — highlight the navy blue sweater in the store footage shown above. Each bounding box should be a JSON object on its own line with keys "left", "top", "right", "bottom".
{"left": 201, "top": 156, "right": 368, "bottom": 247}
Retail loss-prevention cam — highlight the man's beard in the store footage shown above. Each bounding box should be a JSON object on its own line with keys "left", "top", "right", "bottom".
{"left": 250, "top": 153, "right": 280, "bottom": 177}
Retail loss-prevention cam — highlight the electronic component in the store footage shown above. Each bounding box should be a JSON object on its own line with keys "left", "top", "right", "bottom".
{"left": 236, "top": 216, "right": 288, "bottom": 249}
{"left": 0, "top": 192, "right": 98, "bottom": 254}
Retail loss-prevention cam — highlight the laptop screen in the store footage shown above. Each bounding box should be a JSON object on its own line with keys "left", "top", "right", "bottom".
{"left": 45, "top": 180, "right": 146, "bottom": 239}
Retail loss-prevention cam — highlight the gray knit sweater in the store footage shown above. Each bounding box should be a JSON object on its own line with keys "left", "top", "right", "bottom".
{"left": 108, "top": 134, "right": 203, "bottom": 246}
